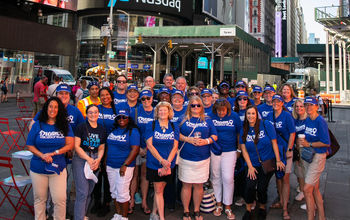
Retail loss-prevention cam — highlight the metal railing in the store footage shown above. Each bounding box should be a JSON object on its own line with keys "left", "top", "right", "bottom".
{"left": 315, "top": 5, "right": 350, "bottom": 21}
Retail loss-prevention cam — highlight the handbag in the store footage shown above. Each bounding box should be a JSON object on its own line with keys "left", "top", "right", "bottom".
{"left": 253, "top": 142, "right": 276, "bottom": 174}
{"left": 326, "top": 129, "right": 340, "bottom": 159}
{"left": 200, "top": 188, "right": 216, "bottom": 213}
{"left": 301, "top": 147, "right": 315, "bottom": 163}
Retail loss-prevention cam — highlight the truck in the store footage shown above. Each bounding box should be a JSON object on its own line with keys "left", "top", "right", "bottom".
{"left": 286, "top": 67, "right": 319, "bottom": 94}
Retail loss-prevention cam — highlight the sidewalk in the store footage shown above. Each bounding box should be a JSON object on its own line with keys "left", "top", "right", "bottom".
{"left": 0, "top": 98, "right": 348, "bottom": 219}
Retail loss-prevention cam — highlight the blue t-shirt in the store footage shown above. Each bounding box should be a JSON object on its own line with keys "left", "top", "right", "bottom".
{"left": 238, "top": 109, "right": 246, "bottom": 124}
{"left": 113, "top": 91, "right": 127, "bottom": 105}
{"left": 115, "top": 102, "right": 139, "bottom": 122}
{"left": 266, "top": 111, "right": 296, "bottom": 157}
{"left": 257, "top": 103, "right": 273, "bottom": 120}
{"left": 106, "top": 127, "right": 140, "bottom": 168}
{"left": 75, "top": 122, "right": 106, "bottom": 151}
{"left": 304, "top": 115, "right": 330, "bottom": 154}
{"left": 204, "top": 105, "right": 213, "bottom": 116}
{"left": 34, "top": 104, "right": 84, "bottom": 133}
{"left": 137, "top": 105, "right": 154, "bottom": 148}
{"left": 171, "top": 108, "right": 186, "bottom": 124}
{"left": 209, "top": 112, "right": 241, "bottom": 152}
{"left": 180, "top": 117, "right": 218, "bottom": 161}
{"left": 145, "top": 120, "right": 180, "bottom": 170}
{"left": 284, "top": 98, "right": 297, "bottom": 114}
{"left": 97, "top": 105, "right": 117, "bottom": 135}
{"left": 26, "top": 122, "right": 74, "bottom": 174}
{"left": 295, "top": 118, "right": 306, "bottom": 136}
{"left": 239, "top": 120, "right": 277, "bottom": 167}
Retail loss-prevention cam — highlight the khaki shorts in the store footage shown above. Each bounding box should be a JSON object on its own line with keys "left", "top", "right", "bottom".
{"left": 135, "top": 154, "right": 146, "bottom": 166}
{"left": 33, "top": 101, "right": 43, "bottom": 116}
{"left": 305, "top": 153, "right": 326, "bottom": 185}
{"left": 293, "top": 160, "right": 306, "bottom": 179}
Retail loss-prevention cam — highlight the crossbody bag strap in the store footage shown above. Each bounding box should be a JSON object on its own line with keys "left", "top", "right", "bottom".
{"left": 178, "top": 118, "right": 199, "bottom": 153}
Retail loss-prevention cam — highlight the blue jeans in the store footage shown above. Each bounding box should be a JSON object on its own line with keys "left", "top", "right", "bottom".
{"left": 72, "top": 153, "right": 98, "bottom": 220}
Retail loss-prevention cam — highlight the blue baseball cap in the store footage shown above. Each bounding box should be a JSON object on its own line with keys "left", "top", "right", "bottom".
{"left": 304, "top": 96, "right": 318, "bottom": 105}
{"left": 172, "top": 89, "right": 184, "bottom": 97}
{"left": 201, "top": 88, "right": 213, "bottom": 96}
{"left": 87, "top": 81, "right": 100, "bottom": 89}
{"left": 56, "top": 84, "right": 71, "bottom": 93}
{"left": 219, "top": 81, "right": 230, "bottom": 89}
{"left": 116, "top": 109, "right": 129, "bottom": 117}
{"left": 264, "top": 85, "right": 275, "bottom": 93}
{"left": 253, "top": 86, "right": 262, "bottom": 93}
{"left": 236, "top": 91, "right": 248, "bottom": 98}
{"left": 127, "top": 84, "right": 138, "bottom": 92}
{"left": 272, "top": 94, "right": 284, "bottom": 102}
{"left": 235, "top": 80, "right": 246, "bottom": 87}
{"left": 158, "top": 87, "right": 171, "bottom": 95}
{"left": 140, "top": 90, "right": 153, "bottom": 98}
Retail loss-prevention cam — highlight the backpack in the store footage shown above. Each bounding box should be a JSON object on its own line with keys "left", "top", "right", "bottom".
{"left": 81, "top": 88, "right": 89, "bottom": 99}
{"left": 326, "top": 129, "right": 340, "bottom": 159}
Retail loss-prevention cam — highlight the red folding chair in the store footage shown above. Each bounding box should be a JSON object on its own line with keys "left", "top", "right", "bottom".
{"left": 18, "top": 106, "right": 32, "bottom": 118}
{"left": 0, "top": 118, "right": 21, "bottom": 153}
{"left": 0, "top": 156, "right": 34, "bottom": 220}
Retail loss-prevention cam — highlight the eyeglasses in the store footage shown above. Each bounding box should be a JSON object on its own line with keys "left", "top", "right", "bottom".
{"left": 238, "top": 97, "right": 248, "bottom": 101}
{"left": 191, "top": 104, "right": 201, "bottom": 108}
{"left": 141, "top": 97, "right": 152, "bottom": 101}
{"left": 117, "top": 115, "right": 128, "bottom": 120}
{"left": 117, "top": 80, "right": 127, "bottom": 84}
{"left": 253, "top": 91, "right": 261, "bottom": 94}
{"left": 190, "top": 92, "right": 199, "bottom": 96}
{"left": 87, "top": 111, "right": 99, "bottom": 115}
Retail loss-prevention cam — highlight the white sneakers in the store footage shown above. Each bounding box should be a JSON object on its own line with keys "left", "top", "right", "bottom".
{"left": 295, "top": 192, "right": 305, "bottom": 201}
{"left": 111, "top": 214, "right": 121, "bottom": 220}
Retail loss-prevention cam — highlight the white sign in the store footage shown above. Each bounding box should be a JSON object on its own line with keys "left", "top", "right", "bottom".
{"left": 320, "top": 81, "right": 326, "bottom": 87}
{"left": 100, "top": 25, "right": 110, "bottom": 37}
{"left": 220, "top": 28, "right": 235, "bottom": 36}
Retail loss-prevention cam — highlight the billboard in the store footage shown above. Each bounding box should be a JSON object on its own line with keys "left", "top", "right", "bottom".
{"left": 27, "top": 0, "right": 77, "bottom": 11}
{"left": 202, "top": 0, "right": 235, "bottom": 24}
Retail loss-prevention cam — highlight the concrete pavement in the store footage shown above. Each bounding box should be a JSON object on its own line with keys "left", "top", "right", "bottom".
{"left": 0, "top": 98, "right": 349, "bottom": 220}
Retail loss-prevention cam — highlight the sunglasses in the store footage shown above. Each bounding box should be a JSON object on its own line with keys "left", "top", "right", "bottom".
{"left": 238, "top": 97, "right": 248, "bottom": 101}
{"left": 190, "top": 92, "right": 199, "bottom": 96}
{"left": 191, "top": 104, "right": 201, "bottom": 108}
{"left": 117, "top": 115, "right": 128, "bottom": 120}
{"left": 236, "top": 85, "right": 245, "bottom": 88}
{"left": 141, "top": 96, "right": 151, "bottom": 101}
{"left": 117, "top": 80, "right": 127, "bottom": 84}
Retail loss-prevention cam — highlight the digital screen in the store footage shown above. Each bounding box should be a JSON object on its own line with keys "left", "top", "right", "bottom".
{"left": 27, "top": 0, "right": 77, "bottom": 11}
{"left": 198, "top": 57, "right": 208, "bottom": 69}
{"left": 202, "top": 0, "right": 235, "bottom": 24}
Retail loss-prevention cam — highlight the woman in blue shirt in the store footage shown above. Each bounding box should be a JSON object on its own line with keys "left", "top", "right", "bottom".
{"left": 279, "top": 84, "right": 297, "bottom": 114}
{"left": 298, "top": 97, "right": 330, "bottom": 220}
{"left": 106, "top": 109, "right": 140, "bottom": 220}
{"left": 268, "top": 94, "right": 295, "bottom": 219}
{"left": 72, "top": 104, "right": 106, "bottom": 220}
{"left": 27, "top": 97, "right": 74, "bottom": 220}
{"left": 171, "top": 89, "right": 186, "bottom": 124}
{"left": 178, "top": 96, "right": 218, "bottom": 220}
{"left": 233, "top": 91, "right": 252, "bottom": 123}
{"left": 292, "top": 99, "right": 308, "bottom": 203}
{"left": 239, "top": 106, "right": 284, "bottom": 220}
{"left": 145, "top": 102, "right": 179, "bottom": 220}
{"left": 257, "top": 86, "right": 275, "bottom": 120}
{"left": 209, "top": 99, "right": 241, "bottom": 219}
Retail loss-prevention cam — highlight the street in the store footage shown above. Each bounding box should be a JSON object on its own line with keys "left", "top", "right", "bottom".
{"left": 0, "top": 99, "right": 349, "bottom": 220}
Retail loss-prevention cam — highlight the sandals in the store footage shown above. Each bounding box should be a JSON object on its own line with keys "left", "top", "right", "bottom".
{"left": 128, "top": 206, "right": 134, "bottom": 214}
{"left": 183, "top": 212, "right": 192, "bottom": 220}
{"left": 213, "top": 205, "right": 223, "bottom": 216}
{"left": 282, "top": 213, "right": 291, "bottom": 220}
{"left": 194, "top": 211, "right": 203, "bottom": 220}
{"left": 225, "top": 209, "right": 235, "bottom": 220}
{"left": 270, "top": 202, "right": 283, "bottom": 209}
{"left": 141, "top": 206, "right": 151, "bottom": 215}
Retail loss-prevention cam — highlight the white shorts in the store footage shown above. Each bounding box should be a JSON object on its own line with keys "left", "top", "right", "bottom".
{"left": 305, "top": 153, "right": 326, "bottom": 185}
{"left": 106, "top": 166, "right": 134, "bottom": 203}
{"left": 178, "top": 157, "right": 210, "bottom": 184}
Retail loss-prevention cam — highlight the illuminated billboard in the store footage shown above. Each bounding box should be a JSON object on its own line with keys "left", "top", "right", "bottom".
{"left": 202, "top": 0, "right": 235, "bottom": 24}
{"left": 27, "top": 0, "right": 77, "bottom": 11}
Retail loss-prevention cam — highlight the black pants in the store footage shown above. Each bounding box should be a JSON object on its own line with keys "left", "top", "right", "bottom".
{"left": 244, "top": 166, "right": 273, "bottom": 204}
{"left": 92, "top": 165, "right": 112, "bottom": 205}
{"left": 234, "top": 157, "right": 246, "bottom": 198}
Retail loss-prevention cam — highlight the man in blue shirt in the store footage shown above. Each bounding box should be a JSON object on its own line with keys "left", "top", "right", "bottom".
{"left": 113, "top": 75, "right": 127, "bottom": 105}
{"left": 201, "top": 89, "right": 213, "bottom": 116}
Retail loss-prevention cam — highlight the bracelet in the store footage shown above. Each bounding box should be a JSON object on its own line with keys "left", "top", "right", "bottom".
{"left": 206, "top": 139, "right": 210, "bottom": 144}
{"left": 237, "top": 149, "right": 242, "bottom": 153}
{"left": 122, "top": 163, "right": 128, "bottom": 167}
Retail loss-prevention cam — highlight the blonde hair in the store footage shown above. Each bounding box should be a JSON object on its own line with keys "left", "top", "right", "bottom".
{"left": 292, "top": 99, "right": 307, "bottom": 120}
{"left": 279, "top": 83, "right": 297, "bottom": 99}
{"left": 182, "top": 96, "right": 206, "bottom": 123}
{"left": 154, "top": 101, "right": 174, "bottom": 120}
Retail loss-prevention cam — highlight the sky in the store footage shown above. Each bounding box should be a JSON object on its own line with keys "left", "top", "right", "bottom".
{"left": 299, "top": 0, "right": 341, "bottom": 43}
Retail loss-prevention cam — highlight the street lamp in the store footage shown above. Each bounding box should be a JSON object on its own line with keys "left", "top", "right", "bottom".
{"left": 117, "top": 9, "right": 130, "bottom": 75}
{"left": 105, "top": 0, "right": 114, "bottom": 79}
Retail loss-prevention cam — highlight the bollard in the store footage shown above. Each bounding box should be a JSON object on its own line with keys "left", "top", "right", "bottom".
{"left": 329, "top": 99, "right": 335, "bottom": 123}
{"left": 16, "top": 91, "right": 20, "bottom": 100}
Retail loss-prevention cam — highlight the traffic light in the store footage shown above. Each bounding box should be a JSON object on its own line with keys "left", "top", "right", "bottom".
{"left": 168, "top": 40, "right": 173, "bottom": 49}
{"left": 138, "top": 34, "right": 142, "bottom": 43}
{"left": 103, "top": 37, "right": 108, "bottom": 46}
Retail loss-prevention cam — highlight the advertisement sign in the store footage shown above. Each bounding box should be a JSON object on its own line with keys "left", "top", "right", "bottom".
{"left": 118, "top": 64, "right": 126, "bottom": 68}
{"left": 198, "top": 57, "right": 208, "bottom": 69}
{"left": 27, "top": 0, "right": 77, "bottom": 11}
{"left": 202, "top": 0, "right": 234, "bottom": 24}
{"left": 130, "top": 64, "right": 139, "bottom": 69}
{"left": 143, "top": 64, "right": 151, "bottom": 70}
{"left": 276, "top": 0, "right": 287, "bottom": 57}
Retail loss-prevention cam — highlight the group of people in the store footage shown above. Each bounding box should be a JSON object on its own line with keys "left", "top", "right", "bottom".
{"left": 26, "top": 73, "right": 330, "bottom": 220}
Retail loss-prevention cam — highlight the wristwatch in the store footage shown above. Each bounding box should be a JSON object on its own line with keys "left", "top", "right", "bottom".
{"left": 55, "top": 150, "right": 59, "bottom": 155}
{"left": 310, "top": 142, "right": 313, "bottom": 147}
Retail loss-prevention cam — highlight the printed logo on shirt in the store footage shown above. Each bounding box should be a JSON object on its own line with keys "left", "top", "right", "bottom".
{"left": 239, "top": 115, "right": 245, "bottom": 122}
{"left": 154, "top": 131, "right": 175, "bottom": 140}
{"left": 262, "top": 111, "right": 270, "bottom": 118}
{"left": 185, "top": 121, "right": 207, "bottom": 128}
{"left": 171, "top": 116, "right": 179, "bottom": 123}
{"left": 274, "top": 121, "right": 283, "bottom": 129}
{"left": 305, "top": 127, "right": 317, "bottom": 137}
{"left": 67, "top": 115, "right": 74, "bottom": 124}
{"left": 114, "top": 98, "right": 127, "bottom": 105}
{"left": 99, "top": 113, "right": 116, "bottom": 120}
{"left": 212, "top": 119, "right": 235, "bottom": 127}
{"left": 83, "top": 133, "right": 101, "bottom": 147}
{"left": 108, "top": 133, "right": 127, "bottom": 142}
{"left": 138, "top": 116, "right": 153, "bottom": 124}
{"left": 39, "top": 130, "right": 64, "bottom": 139}
{"left": 246, "top": 130, "right": 266, "bottom": 142}
{"left": 287, "top": 106, "right": 293, "bottom": 112}
{"left": 296, "top": 124, "right": 305, "bottom": 133}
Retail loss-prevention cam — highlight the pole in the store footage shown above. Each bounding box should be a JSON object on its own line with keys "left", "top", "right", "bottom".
{"left": 338, "top": 41, "right": 343, "bottom": 92}
{"left": 117, "top": 10, "right": 130, "bottom": 75}
{"left": 343, "top": 41, "right": 347, "bottom": 91}
{"left": 106, "top": 0, "right": 114, "bottom": 79}
{"left": 332, "top": 37, "right": 336, "bottom": 92}
{"left": 326, "top": 30, "right": 330, "bottom": 94}
{"left": 210, "top": 43, "right": 214, "bottom": 89}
